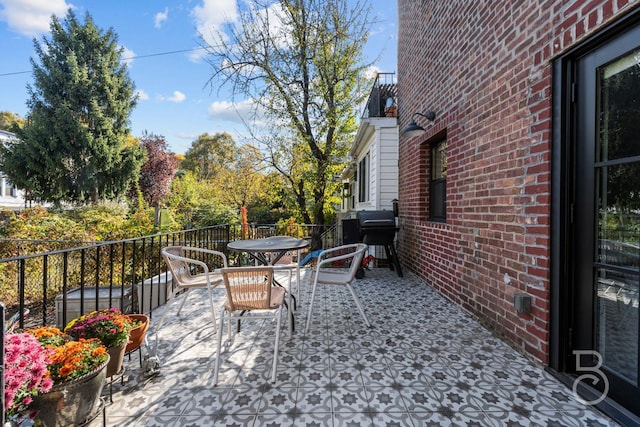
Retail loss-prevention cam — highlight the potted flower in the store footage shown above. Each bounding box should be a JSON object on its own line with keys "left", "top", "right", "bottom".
{"left": 64, "top": 308, "right": 134, "bottom": 377}
{"left": 25, "top": 326, "right": 109, "bottom": 426}
{"left": 3, "top": 332, "right": 53, "bottom": 424}
{"left": 125, "top": 313, "right": 149, "bottom": 353}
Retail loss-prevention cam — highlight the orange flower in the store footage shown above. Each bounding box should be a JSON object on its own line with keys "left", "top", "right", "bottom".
{"left": 25, "top": 326, "right": 67, "bottom": 347}
{"left": 43, "top": 338, "right": 108, "bottom": 383}
{"left": 24, "top": 327, "right": 108, "bottom": 385}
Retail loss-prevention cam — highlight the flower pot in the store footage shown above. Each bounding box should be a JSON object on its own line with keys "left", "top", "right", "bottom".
{"left": 31, "top": 357, "right": 108, "bottom": 426}
{"left": 106, "top": 341, "right": 127, "bottom": 377}
{"left": 125, "top": 314, "right": 149, "bottom": 353}
{"left": 384, "top": 106, "right": 397, "bottom": 117}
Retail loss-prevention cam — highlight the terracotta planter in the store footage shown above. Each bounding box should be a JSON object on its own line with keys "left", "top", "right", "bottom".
{"left": 384, "top": 106, "right": 397, "bottom": 117}
{"left": 31, "top": 357, "right": 108, "bottom": 426}
{"left": 125, "top": 314, "right": 149, "bottom": 353}
{"left": 106, "top": 342, "right": 127, "bottom": 377}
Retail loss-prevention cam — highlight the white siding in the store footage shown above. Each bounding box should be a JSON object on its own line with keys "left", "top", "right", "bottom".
{"left": 0, "top": 130, "right": 28, "bottom": 210}
{"left": 377, "top": 126, "right": 399, "bottom": 211}
{"left": 343, "top": 117, "right": 399, "bottom": 262}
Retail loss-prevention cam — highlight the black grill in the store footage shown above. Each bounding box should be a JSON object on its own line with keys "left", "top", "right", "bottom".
{"left": 356, "top": 210, "right": 403, "bottom": 277}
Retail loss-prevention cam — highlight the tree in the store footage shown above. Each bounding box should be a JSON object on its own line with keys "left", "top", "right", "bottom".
{"left": 134, "top": 133, "right": 179, "bottom": 207}
{"left": 216, "top": 144, "right": 268, "bottom": 209}
{"left": 179, "top": 133, "right": 278, "bottom": 224}
{"left": 202, "top": 0, "right": 374, "bottom": 248}
{"left": 0, "top": 10, "right": 144, "bottom": 205}
{"left": 164, "top": 171, "right": 238, "bottom": 228}
{"left": 181, "top": 133, "right": 236, "bottom": 181}
{"left": 0, "top": 111, "right": 24, "bottom": 132}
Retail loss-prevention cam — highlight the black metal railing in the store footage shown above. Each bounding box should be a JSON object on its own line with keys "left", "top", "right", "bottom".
{"left": 0, "top": 226, "right": 232, "bottom": 331}
{"left": 361, "top": 72, "right": 397, "bottom": 119}
{"left": 0, "top": 223, "right": 324, "bottom": 331}
{"left": 0, "top": 238, "right": 96, "bottom": 258}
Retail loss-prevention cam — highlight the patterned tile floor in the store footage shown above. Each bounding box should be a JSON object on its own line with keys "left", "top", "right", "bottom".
{"left": 90, "top": 268, "right": 620, "bottom": 426}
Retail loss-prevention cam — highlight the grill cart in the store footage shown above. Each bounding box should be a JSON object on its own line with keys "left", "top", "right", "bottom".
{"left": 356, "top": 210, "right": 403, "bottom": 277}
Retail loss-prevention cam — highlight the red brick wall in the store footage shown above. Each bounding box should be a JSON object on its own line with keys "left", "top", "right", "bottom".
{"left": 397, "top": 0, "right": 638, "bottom": 364}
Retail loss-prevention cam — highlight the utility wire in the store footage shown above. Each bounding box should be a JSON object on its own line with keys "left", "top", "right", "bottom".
{"left": 0, "top": 46, "right": 207, "bottom": 77}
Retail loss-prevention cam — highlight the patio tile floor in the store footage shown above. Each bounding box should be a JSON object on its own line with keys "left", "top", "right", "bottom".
{"left": 90, "top": 268, "right": 619, "bottom": 426}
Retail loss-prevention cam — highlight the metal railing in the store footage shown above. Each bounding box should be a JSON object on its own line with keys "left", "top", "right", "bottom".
{"left": 361, "top": 72, "right": 397, "bottom": 119}
{"left": 0, "top": 226, "right": 232, "bottom": 331}
{"left": 0, "top": 223, "right": 326, "bottom": 331}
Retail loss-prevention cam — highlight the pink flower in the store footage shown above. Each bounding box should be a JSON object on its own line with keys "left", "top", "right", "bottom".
{"left": 3, "top": 333, "right": 53, "bottom": 418}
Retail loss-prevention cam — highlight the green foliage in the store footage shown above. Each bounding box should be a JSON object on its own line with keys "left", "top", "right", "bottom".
{"left": 0, "top": 10, "right": 144, "bottom": 205}
{"left": 0, "top": 205, "right": 159, "bottom": 306}
{"left": 164, "top": 171, "right": 239, "bottom": 228}
{"left": 0, "top": 111, "right": 24, "bottom": 131}
{"left": 0, "top": 204, "right": 158, "bottom": 247}
{"left": 181, "top": 133, "right": 236, "bottom": 180}
{"left": 68, "top": 202, "right": 157, "bottom": 240}
{"left": 173, "top": 133, "right": 295, "bottom": 225}
{"left": 191, "top": 201, "right": 238, "bottom": 228}
{"left": 2, "top": 207, "right": 93, "bottom": 243}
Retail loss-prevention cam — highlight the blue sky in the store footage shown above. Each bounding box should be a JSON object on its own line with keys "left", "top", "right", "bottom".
{"left": 0, "top": 0, "right": 397, "bottom": 154}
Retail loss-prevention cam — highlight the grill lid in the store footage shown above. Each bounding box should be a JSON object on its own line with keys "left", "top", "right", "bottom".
{"left": 357, "top": 210, "right": 396, "bottom": 228}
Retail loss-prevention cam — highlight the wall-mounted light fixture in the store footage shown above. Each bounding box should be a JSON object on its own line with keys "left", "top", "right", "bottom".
{"left": 400, "top": 110, "right": 437, "bottom": 138}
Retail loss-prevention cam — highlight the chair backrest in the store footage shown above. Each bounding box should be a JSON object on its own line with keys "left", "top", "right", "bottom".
{"left": 342, "top": 243, "right": 367, "bottom": 282}
{"left": 161, "top": 246, "right": 226, "bottom": 286}
{"left": 162, "top": 246, "right": 189, "bottom": 284}
{"left": 317, "top": 243, "right": 368, "bottom": 284}
{"left": 221, "top": 266, "right": 274, "bottom": 311}
{"left": 160, "top": 246, "right": 188, "bottom": 302}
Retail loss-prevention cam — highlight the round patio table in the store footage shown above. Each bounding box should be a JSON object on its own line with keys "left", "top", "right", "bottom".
{"left": 227, "top": 236, "right": 310, "bottom": 332}
{"left": 227, "top": 236, "right": 310, "bottom": 266}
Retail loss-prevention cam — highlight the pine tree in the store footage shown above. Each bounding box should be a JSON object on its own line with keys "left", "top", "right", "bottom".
{"left": 0, "top": 10, "right": 144, "bottom": 205}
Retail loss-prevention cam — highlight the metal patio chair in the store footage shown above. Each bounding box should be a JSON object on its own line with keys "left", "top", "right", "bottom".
{"left": 305, "top": 243, "right": 371, "bottom": 333}
{"left": 144, "top": 246, "right": 227, "bottom": 376}
{"left": 213, "top": 266, "right": 288, "bottom": 385}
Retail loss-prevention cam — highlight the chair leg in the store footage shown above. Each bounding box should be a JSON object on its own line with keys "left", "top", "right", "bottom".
{"left": 176, "top": 289, "right": 190, "bottom": 315}
{"left": 296, "top": 249, "right": 302, "bottom": 304}
{"left": 149, "top": 296, "right": 178, "bottom": 362}
{"left": 272, "top": 306, "right": 283, "bottom": 383}
{"left": 346, "top": 283, "right": 371, "bottom": 327}
{"left": 286, "top": 269, "right": 293, "bottom": 336}
{"left": 206, "top": 285, "right": 218, "bottom": 333}
{"left": 305, "top": 276, "right": 319, "bottom": 334}
{"left": 213, "top": 306, "right": 226, "bottom": 386}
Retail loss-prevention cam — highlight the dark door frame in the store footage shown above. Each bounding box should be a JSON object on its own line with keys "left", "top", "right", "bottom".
{"left": 550, "top": 7, "right": 640, "bottom": 425}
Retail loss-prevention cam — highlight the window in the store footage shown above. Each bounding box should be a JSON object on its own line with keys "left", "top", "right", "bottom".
{"left": 358, "top": 153, "right": 370, "bottom": 203}
{"left": 6, "top": 182, "right": 16, "bottom": 197}
{"left": 430, "top": 139, "right": 447, "bottom": 221}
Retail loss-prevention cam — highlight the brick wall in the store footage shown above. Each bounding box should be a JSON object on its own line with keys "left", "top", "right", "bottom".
{"left": 397, "top": 0, "right": 639, "bottom": 364}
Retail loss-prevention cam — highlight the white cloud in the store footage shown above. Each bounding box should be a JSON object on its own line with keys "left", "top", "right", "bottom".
{"left": 0, "top": 0, "right": 71, "bottom": 37}
{"left": 189, "top": 0, "right": 238, "bottom": 61}
{"left": 121, "top": 45, "right": 135, "bottom": 66}
{"left": 135, "top": 89, "right": 149, "bottom": 101}
{"left": 154, "top": 7, "right": 168, "bottom": 29}
{"left": 207, "top": 98, "right": 271, "bottom": 132}
{"left": 364, "top": 66, "right": 381, "bottom": 80}
{"left": 168, "top": 91, "right": 186, "bottom": 103}
{"left": 207, "top": 99, "right": 250, "bottom": 123}
{"left": 159, "top": 91, "right": 186, "bottom": 103}
{"left": 175, "top": 131, "right": 200, "bottom": 140}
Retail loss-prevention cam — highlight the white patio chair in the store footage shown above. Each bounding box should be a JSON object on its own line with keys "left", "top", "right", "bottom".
{"left": 213, "top": 266, "right": 288, "bottom": 385}
{"left": 144, "top": 246, "right": 227, "bottom": 376}
{"left": 305, "top": 243, "right": 371, "bottom": 333}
